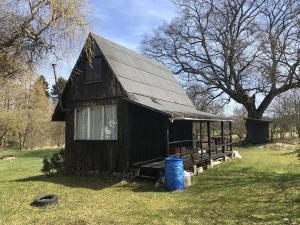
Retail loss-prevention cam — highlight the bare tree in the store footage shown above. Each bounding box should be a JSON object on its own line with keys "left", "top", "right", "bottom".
{"left": 0, "top": 0, "right": 88, "bottom": 80}
{"left": 142, "top": 0, "right": 300, "bottom": 141}
{"left": 232, "top": 106, "right": 247, "bottom": 141}
{"left": 269, "top": 91, "right": 300, "bottom": 139}
{"left": 0, "top": 0, "right": 88, "bottom": 149}
{"left": 186, "top": 83, "right": 224, "bottom": 115}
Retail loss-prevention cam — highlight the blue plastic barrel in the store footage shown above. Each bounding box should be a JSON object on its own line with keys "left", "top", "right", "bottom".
{"left": 164, "top": 157, "right": 184, "bottom": 191}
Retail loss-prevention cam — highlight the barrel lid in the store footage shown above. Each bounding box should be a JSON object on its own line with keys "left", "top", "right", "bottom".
{"left": 164, "top": 157, "right": 183, "bottom": 162}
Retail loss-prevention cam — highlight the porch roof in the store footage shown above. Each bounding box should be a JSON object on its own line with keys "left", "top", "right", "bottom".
{"left": 126, "top": 93, "right": 233, "bottom": 122}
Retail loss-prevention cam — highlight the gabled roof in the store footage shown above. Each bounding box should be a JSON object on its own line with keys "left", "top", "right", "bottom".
{"left": 91, "top": 34, "right": 231, "bottom": 121}
{"left": 52, "top": 33, "right": 232, "bottom": 121}
{"left": 92, "top": 35, "right": 194, "bottom": 106}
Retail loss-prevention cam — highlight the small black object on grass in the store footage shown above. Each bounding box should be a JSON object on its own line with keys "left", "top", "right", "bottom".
{"left": 31, "top": 194, "right": 58, "bottom": 208}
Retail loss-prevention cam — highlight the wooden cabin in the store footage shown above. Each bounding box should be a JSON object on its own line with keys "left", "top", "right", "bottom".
{"left": 52, "top": 33, "right": 233, "bottom": 175}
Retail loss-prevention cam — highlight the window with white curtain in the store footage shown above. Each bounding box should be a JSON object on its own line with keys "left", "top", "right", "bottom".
{"left": 74, "top": 105, "right": 117, "bottom": 140}
{"left": 75, "top": 107, "right": 89, "bottom": 140}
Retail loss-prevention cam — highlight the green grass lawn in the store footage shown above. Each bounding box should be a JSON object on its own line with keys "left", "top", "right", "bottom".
{"left": 0, "top": 144, "right": 299, "bottom": 225}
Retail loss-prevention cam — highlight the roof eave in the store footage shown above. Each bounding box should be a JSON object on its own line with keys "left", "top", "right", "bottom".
{"left": 125, "top": 97, "right": 173, "bottom": 117}
{"left": 171, "top": 116, "right": 234, "bottom": 122}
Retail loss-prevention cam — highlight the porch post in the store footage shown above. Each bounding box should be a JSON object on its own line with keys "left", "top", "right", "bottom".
{"left": 166, "top": 126, "right": 170, "bottom": 156}
{"left": 221, "top": 121, "right": 225, "bottom": 153}
{"left": 200, "top": 122, "right": 203, "bottom": 159}
{"left": 165, "top": 119, "right": 170, "bottom": 156}
{"left": 229, "top": 121, "right": 233, "bottom": 151}
{"left": 207, "top": 121, "right": 211, "bottom": 157}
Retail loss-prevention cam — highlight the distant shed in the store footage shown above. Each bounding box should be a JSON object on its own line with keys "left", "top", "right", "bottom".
{"left": 245, "top": 118, "right": 272, "bottom": 144}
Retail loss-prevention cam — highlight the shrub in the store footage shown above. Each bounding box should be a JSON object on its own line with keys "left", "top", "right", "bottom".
{"left": 42, "top": 149, "right": 65, "bottom": 176}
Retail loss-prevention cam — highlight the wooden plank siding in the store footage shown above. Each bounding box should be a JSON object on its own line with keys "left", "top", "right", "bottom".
{"left": 169, "top": 121, "right": 193, "bottom": 145}
{"left": 62, "top": 44, "right": 129, "bottom": 174}
{"left": 63, "top": 48, "right": 123, "bottom": 103}
{"left": 128, "top": 103, "right": 168, "bottom": 164}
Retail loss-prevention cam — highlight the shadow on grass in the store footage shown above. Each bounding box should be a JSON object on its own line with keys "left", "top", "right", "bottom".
{"left": 191, "top": 170, "right": 299, "bottom": 193}
{"left": 15, "top": 174, "right": 123, "bottom": 191}
{"left": 17, "top": 149, "right": 60, "bottom": 159}
{"left": 15, "top": 174, "right": 167, "bottom": 192}
{"left": 115, "top": 177, "right": 166, "bottom": 193}
{"left": 15, "top": 164, "right": 300, "bottom": 194}
{"left": 124, "top": 166, "right": 300, "bottom": 224}
{"left": 134, "top": 167, "right": 300, "bottom": 223}
{"left": 279, "top": 148, "right": 300, "bottom": 161}
{"left": 13, "top": 163, "right": 300, "bottom": 223}
{"left": 126, "top": 164, "right": 300, "bottom": 195}
{"left": 296, "top": 148, "right": 300, "bottom": 160}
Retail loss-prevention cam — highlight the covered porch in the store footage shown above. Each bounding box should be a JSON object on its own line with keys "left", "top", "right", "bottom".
{"left": 133, "top": 116, "right": 233, "bottom": 177}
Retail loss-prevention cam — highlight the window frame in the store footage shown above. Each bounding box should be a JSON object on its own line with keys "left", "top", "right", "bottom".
{"left": 74, "top": 105, "right": 118, "bottom": 141}
{"left": 85, "top": 55, "right": 105, "bottom": 83}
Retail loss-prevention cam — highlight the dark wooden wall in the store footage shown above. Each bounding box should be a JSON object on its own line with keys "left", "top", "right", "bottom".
{"left": 246, "top": 119, "right": 270, "bottom": 144}
{"left": 63, "top": 47, "right": 123, "bottom": 103}
{"left": 62, "top": 43, "right": 130, "bottom": 174}
{"left": 64, "top": 108, "right": 118, "bottom": 173}
{"left": 169, "top": 120, "right": 193, "bottom": 148}
{"left": 128, "top": 103, "right": 168, "bottom": 164}
{"left": 64, "top": 99, "right": 130, "bottom": 174}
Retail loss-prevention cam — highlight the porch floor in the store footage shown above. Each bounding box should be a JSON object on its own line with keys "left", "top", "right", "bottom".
{"left": 133, "top": 151, "right": 233, "bottom": 178}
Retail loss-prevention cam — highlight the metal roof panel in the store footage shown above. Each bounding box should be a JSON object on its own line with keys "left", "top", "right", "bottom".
{"left": 91, "top": 33, "right": 230, "bottom": 121}
{"left": 92, "top": 34, "right": 194, "bottom": 107}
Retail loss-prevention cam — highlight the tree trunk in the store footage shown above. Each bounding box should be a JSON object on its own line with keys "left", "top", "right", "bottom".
{"left": 22, "top": 130, "right": 28, "bottom": 150}
{"left": 18, "top": 132, "right": 22, "bottom": 150}
{"left": 296, "top": 124, "right": 300, "bottom": 139}
{"left": 0, "top": 136, "right": 3, "bottom": 148}
{"left": 0, "top": 132, "right": 7, "bottom": 148}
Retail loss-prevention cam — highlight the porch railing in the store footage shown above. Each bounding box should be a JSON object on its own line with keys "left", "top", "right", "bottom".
{"left": 168, "top": 138, "right": 233, "bottom": 158}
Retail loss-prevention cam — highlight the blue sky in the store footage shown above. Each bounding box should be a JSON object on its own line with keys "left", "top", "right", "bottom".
{"left": 89, "top": 0, "right": 177, "bottom": 51}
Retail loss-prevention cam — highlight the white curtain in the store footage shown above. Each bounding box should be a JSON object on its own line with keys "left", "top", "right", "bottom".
{"left": 90, "top": 106, "right": 104, "bottom": 140}
{"left": 75, "top": 107, "right": 88, "bottom": 140}
{"left": 75, "top": 105, "right": 117, "bottom": 140}
{"left": 104, "top": 105, "right": 117, "bottom": 140}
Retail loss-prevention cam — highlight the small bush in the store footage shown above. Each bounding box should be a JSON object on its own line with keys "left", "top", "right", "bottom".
{"left": 42, "top": 149, "right": 65, "bottom": 176}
